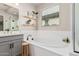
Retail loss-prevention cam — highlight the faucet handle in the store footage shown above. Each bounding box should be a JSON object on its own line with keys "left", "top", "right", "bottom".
{"left": 27, "top": 34, "right": 32, "bottom": 40}
{"left": 62, "top": 37, "right": 70, "bottom": 43}
{"left": 27, "top": 37, "right": 29, "bottom": 40}
{"left": 32, "top": 38, "right": 34, "bottom": 40}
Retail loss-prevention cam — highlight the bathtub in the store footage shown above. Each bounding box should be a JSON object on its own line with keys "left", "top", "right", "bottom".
{"left": 23, "top": 31, "right": 73, "bottom": 56}
{"left": 26, "top": 40, "right": 73, "bottom": 56}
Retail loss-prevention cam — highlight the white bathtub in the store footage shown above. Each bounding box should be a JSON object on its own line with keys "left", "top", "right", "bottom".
{"left": 23, "top": 31, "right": 73, "bottom": 56}
{"left": 26, "top": 40, "right": 72, "bottom": 56}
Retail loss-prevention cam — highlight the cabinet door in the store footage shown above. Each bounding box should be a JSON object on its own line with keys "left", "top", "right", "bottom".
{"left": 0, "top": 42, "right": 11, "bottom": 56}
{"left": 11, "top": 39, "right": 22, "bottom": 56}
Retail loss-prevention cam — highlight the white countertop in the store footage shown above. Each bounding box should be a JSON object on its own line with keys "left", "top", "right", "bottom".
{"left": 0, "top": 34, "right": 23, "bottom": 37}
{"left": 0, "top": 31, "right": 23, "bottom": 37}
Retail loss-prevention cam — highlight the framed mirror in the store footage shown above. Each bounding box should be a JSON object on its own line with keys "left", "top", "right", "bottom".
{"left": 0, "top": 3, "right": 19, "bottom": 31}
{"left": 41, "top": 5, "right": 60, "bottom": 26}
{"left": 0, "top": 15, "right": 3, "bottom": 31}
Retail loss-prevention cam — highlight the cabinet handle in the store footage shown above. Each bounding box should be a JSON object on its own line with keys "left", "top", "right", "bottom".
{"left": 9, "top": 44, "right": 12, "bottom": 49}
{"left": 12, "top": 43, "right": 14, "bottom": 48}
{"left": 9, "top": 43, "right": 14, "bottom": 49}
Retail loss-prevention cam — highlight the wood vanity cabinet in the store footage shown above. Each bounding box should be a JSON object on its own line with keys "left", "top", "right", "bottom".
{"left": 22, "top": 41, "right": 29, "bottom": 56}
{"left": 0, "top": 34, "right": 23, "bottom": 56}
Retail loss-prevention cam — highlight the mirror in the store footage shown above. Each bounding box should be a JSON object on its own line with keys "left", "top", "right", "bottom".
{"left": 0, "top": 16, "right": 3, "bottom": 31}
{"left": 42, "top": 5, "right": 60, "bottom": 26}
{"left": 0, "top": 3, "right": 19, "bottom": 31}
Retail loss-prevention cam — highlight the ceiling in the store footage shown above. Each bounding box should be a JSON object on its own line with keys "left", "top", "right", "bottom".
{"left": 0, "top": 3, "right": 18, "bottom": 16}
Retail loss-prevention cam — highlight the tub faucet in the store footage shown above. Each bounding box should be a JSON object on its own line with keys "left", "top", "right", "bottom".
{"left": 27, "top": 34, "right": 34, "bottom": 40}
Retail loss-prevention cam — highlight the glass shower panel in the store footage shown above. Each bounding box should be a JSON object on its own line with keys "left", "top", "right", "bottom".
{"left": 74, "top": 3, "right": 79, "bottom": 52}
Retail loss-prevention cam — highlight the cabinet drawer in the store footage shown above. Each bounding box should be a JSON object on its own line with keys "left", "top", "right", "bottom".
{"left": 0, "top": 34, "right": 23, "bottom": 43}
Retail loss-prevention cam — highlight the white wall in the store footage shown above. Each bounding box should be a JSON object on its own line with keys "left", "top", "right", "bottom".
{"left": 18, "top": 3, "right": 37, "bottom": 40}
{"left": 19, "top": 3, "right": 36, "bottom": 30}
{"left": 5, "top": 3, "right": 19, "bottom": 9}
{"left": 36, "top": 3, "right": 72, "bottom": 31}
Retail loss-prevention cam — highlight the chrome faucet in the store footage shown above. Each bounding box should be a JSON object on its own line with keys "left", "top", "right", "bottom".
{"left": 27, "top": 34, "right": 34, "bottom": 40}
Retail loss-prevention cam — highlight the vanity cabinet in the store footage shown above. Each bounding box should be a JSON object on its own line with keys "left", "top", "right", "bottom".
{"left": 0, "top": 41, "right": 11, "bottom": 56}
{"left": 0, "top": 34, "right": 23, "bottom": 56}
{"left": 11, "top": 39, "right": 22, "bottom": 56}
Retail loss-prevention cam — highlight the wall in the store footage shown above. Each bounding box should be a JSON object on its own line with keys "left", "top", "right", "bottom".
{"left": 5, "top": 3, "right": 19, "bottom": 9}
{"left": 19, "top": 3, "right": 36, "bottom": 31}
{"left": 18, "top": 3, "right": 37, "bottom": 40}
{"left": 36, "top": 3, "right": 72, "bottom": 31}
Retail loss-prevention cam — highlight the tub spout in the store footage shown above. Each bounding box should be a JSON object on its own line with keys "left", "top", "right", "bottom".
{"left": 27, "top": 34, "right": 34, "bottom": 40}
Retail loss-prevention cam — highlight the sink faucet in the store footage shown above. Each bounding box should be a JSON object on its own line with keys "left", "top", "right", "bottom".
{"left": 27, "top": 34, "right": 34, "bottom": 40}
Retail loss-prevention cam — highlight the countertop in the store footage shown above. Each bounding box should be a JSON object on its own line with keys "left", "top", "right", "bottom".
{"left": 0, "top": 31, "right": 23, "bottom": 38}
